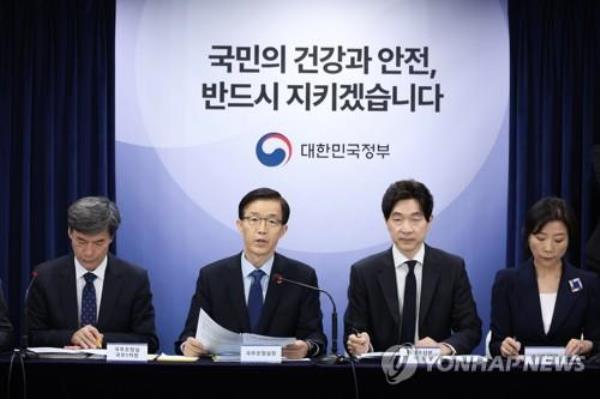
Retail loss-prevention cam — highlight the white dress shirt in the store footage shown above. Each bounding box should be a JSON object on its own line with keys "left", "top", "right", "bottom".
{"left": 393, "top": 243, "right": 425, "bottom": 343}
{"left": 241, "top": 253, "right": 274, "bottom": 303}
{"left": 539, "top": 292, "right": 557, "bottom": 334}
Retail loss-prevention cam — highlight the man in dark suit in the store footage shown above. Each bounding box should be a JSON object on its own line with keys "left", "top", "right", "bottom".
{"left": 344, "top": 180, "right": 481, "bottom": 355}
{"left": 177, "top": 188, "right": 326, "bottom": 359}
{"left": 0, "top": 282, "right": 14, "bottom": 351}
{"left": 27, "top": 197, "right": 158, "bottom": 352}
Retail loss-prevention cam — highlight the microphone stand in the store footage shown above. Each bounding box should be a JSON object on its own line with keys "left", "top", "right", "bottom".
{"left": 318, "top": 290, "right": 346, "bottom": 364}
{"left": 8, "top": 272, "right": 39, "bottom": 399}
{"left": 274, "top": 275, "right": 346, "bottom": 364}
{"left": 18, "top": 272, "right": 39, "bottom": 359}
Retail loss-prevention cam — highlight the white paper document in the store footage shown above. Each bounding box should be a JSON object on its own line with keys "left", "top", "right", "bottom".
{"left": 28, "top": 347, "right": 107, "bottom": 359}
{"left": 356, "top": 351, "right": 385, "bottom": 360}
{"left": 242, "top": 333, "right": 295, "bottom": 346}
{"left": 355, "top": 351, "right": 487, "bottom": 364}
{"left": 442, "top": 355, "right": 488, "bottom": 363}
{"left": 195, "top": 309, "right": 295, "bottom": 355}
{"left": 524, "top": 346, "right": 565, "bottom": 356}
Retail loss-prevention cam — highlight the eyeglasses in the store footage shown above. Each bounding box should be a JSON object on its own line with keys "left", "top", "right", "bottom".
{"left": 242, "top": 216, "right": 283, "bottom": 228}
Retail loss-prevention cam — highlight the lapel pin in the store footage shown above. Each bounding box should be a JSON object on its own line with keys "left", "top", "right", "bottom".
{"left": 568, "top": 278, "right": 583, "bottom": 293}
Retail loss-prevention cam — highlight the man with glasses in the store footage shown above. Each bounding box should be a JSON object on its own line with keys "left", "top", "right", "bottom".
{"left": 177, "top": 188, "right": 326, "bottom": 358}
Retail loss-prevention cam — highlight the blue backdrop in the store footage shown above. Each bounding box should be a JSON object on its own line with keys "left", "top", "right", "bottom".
{"left": 115, "top": 0, "right": 511, "bottom": 354}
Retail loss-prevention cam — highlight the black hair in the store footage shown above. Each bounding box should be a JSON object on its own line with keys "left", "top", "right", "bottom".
{"left": 381, "top": 180, "right": 434, "bottom": 221}
{"left": 238, "top": 187, "right": 290, "bottom": 225}
{"left": 524, "top": 197, "right": 575, "bottom": 239}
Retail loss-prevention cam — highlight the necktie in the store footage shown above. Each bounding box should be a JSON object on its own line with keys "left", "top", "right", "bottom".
{"left": 400, "top": 260, "right": 417, "bottom": 344}
{"left": 247, "top": 269, "right": 265, "bottom": 333}
{"left": 81, "top": 272, "right": 98, "bottom": 326}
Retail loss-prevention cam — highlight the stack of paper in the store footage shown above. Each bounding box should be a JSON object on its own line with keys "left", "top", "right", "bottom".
{"left": 27, "top": 347, "right": 107, "bottom": 359}
{"left": 154, "top": 353, "right": 199, "bottom": 362}
{"left": 196, "top": 309, "right": 295, "bottom": 355}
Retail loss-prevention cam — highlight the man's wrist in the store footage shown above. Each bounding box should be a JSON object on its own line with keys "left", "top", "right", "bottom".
{"left": 305, "top": 340, "right": 319, "bottom": 357}
{"left": 440, "top": 342, "right": 456, "bottom": 356}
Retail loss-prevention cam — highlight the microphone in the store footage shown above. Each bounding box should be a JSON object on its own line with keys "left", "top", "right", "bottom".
{"left": 272, "top": 273, "right": 345, "bottom": 363}
{"left": 20, "top": 271, "right": 39, "bottom": 357}
{"left": 7, "top": 272, "right": 38, "bottom": 399}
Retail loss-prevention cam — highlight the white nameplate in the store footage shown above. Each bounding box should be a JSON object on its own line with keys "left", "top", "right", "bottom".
{"left": 240, "top": 345, "right": 282, "bottom": 363}
{"left": 107, "top": 343, "right": 148, "bottom": 362}
{"left": 396, "top": 346, "right": 441, "bottom": 358}
{"left": 524, "top": 346, "right": 564, "bottom": 356}
{"left": 414, "top": 347, "right": 441, "bottom": 358}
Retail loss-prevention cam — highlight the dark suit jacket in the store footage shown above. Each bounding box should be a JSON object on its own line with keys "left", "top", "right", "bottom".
{"left": 586, "top": 145, "right": 600, "bottom": 273}
{"left": 176, "top": 252, "right": 326, "bottom": 356}
{"left": 27, "top": 254, "right": 159, "bottom": 352}
{"left": 490, "top": 260, "right": 600, "bottom": 356}
{"left": 585, "top": 226, "right": 600, "bottom": 274}
{"left": 0, "top": 283, "right": 14, "bottom": 352}
{"left": 344, "top": 245, "right": 482, "bottom": 354}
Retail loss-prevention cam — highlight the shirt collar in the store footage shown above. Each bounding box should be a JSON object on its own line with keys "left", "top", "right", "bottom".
{"left": 74, "top": 255, "right": 108, "bottom": 281}
{"left": 392, "top": 243, "right": 425, "bottom": 267}
{"left": 241, "top": 252, "right": 274, "bottom": 278}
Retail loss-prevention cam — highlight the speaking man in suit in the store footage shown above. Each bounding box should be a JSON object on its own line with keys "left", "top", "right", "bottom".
{"left": 177, "top": 188, "right": 326, "bottom": 359}
{"left": 27, "top": 197, "right": 158, "bottom": 352}
{"left": 344, "top": 179, "right": 481, "bottom": 355}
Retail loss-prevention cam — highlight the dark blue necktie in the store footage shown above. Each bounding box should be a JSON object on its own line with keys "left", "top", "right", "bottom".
{"left": 81, "top": 272, "right": 98, "bottom": 326}
{"left": 247, "top": 269, "right": 265, "bottom": 333}
{"left": 400, "top": 260, "right": 417, "bottom": 344}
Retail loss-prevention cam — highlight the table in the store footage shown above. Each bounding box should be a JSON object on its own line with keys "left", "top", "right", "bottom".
{"left": 2, "top": 354, "right": 600, "bottom": 398}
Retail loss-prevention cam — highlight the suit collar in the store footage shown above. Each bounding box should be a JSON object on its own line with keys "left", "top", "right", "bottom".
{"left": 548, "top": 262, "right": 580, "bottom": 336}
{"left": 74, "top": 255, "right": 108, "bottom": 280}
{"left": 59, "top": 257, "right": 79, "bottom": 328}
{"left": 223, "top": 252, "right": 285, "bottom": 333}
{"left": 257, "top": 253, "right": 285, "bottom": 334}
{"left": 392, "top": 243, "right": 425, "bottom": 267}
{"left": 97, "top": 254, "right": 124, "bottom": 327}
{"left": 377, "top": 248, "right": 400, "bottom": 325}
{"left": 516, "top": 261, "right": 546, "bottom": 336}
{"left": 226, "top": 251, "right": 288, "bottom": 334}
{"left": 518, "top": 259, "right": 580, "bottom": 338}
{"left": 376, "top": 245, "right": 441, "bottom": 329}
{"left": 240, "top": 252, "right": 274, "bottom": 279}
{"left": 227, "top": 253, "right": 251, "bottom": 331}
{"left": 419, "top": 244, "right": 440, "bottom": 328}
